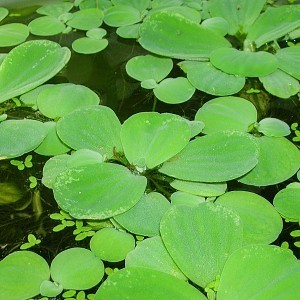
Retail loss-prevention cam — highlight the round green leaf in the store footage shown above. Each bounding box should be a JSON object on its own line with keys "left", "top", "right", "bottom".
{"left": 170, "top": 191, "right": 205, "bottom": 206}
{"left": 149, "top": 5, "right": 201, "bottom": 23}
{"left": 201, "top": 17, "right": 229, "bottom": 36}
{"left": 53, "top": 163, "right": 147, "bottom": 219}
{"left": 139, "top": 11, "right": 231, "bottom": 60}
{"left": 259, "top": 69, "right": 300, "bottom": 99}
{"left": 153, "top": 77, "right": 195, "bottom": 104}
{"left": 195, "top": 96, "right": 257, "bottom": 134}
{"left": 34, "top": 122, "right": 71, "bottom": 156}
{"left": 0, "top": 182, "right": 23, "bottom": 205}
{"left": 114, "top": 192, "right": 170, "bottom": 236}
{"left": 86, "top": 27, "right": 107, "bottom": 39}
{"left": 29, "top": 16, "right": 65, "bottom": 36}
{"left": 126, "top": 54, "right": 173, "bottom": 82}
{"left": 273, "top": 187, "right": 300, "bottom": 221}
{"left": 121, "top": 112, "right": 191, "bottom": 169}
{"left": 171, "top": 179, "right": 227, "bottom": 197}
{"left": 50, "top": 248, "right": 104, "bottom": 290}
{"left": 90, "top": 228, "right": 135, "bottom": 262}
{"left": 257, "top": 118, "right": 291, "bottom": 137}
{"left": 160, "top": 203, "right": 243, "bottom": 287}
{"left": 0, "top": 23, "right": 29, "bottom": 47}
{"left": 239, "top": 136, "right": 300, "bottom": 186}
{"left": 40, "top": 280, "right": 63, "bottom": 297}
{"left": 125, "top": 236, "right": 187, "bottom": 281}
{"left": 276, "top": 46, "right": 300, "bottom": 80}
{"left": 37, "top": 83, "right": 100, "bottom": 119}
{"left": 0, "top": 251, "right": 50, "bottom": 300}
{"left": 0, "top": 120, "right": 47, "bottom": 158}
{"left": 42, "top": 149, "right": 104, "bottom": 188}
{"left": 0, "top": 7, "right": 9, "bottom": 22}
{"left": 20, "top": 84, "right": 53, "bottom": 109}
{"left": 72, "top": 37, "right": 108, "bottom": 54}
{"left": 210, "top": 48, "right": 278, "bottom": 77}
{"left": 116, "top": 23, "right": 140, "bottom": 38}
{"left": 0, "top": 40, "right": 71, "bottom": 103}
{"left": 103, "top": 5, "right": 141, "bottom": 27}
{"left": 179, "top": 61, "right": 245, "bottom": 96}
{"left": 67, "top": 8, "right": 104, "bottom": 30}
{"left": 217, "top": 245, "right": 300, "bottom": 300}
{"left": 56, "top": 105, "right": 122, "bottom": 158}
{"left": 95, "top": 267, "right": 207, "bottom": 300}
{"left": 36, "top": 2, "right": 73, "bottom": 17}
{"left": 216, "top": 191, "right": 283, "bottom": 244}
{"left": 160, "top": 131, "right": 259, "bottom": 182}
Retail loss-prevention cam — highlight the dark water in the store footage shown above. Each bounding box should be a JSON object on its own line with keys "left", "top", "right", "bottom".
{"left": 0, "top": 0, "right": 300, "bottom": 264}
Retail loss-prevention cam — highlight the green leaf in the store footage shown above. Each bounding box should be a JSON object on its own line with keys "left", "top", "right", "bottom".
{"left": 139, "top": 12, "right": 231, "bottom": 60}
{"left": 0, "top": 7, "right": 9, "bottom": 22}
{"left": 111, "top": 0, "right": 150, "bottom": 12}
{"left": 36, "top": 2, "right": 74, "bottom": 17}
{"left": 171, "top": 180, "right": 227, "bottom": 197}
{"left": 208, "top": 0, "right": 266, "bottom": 35}
{"left": 126, "top": 54, "right": 173, "bottom": 82}
{"left": 34, "top": 122, "right": 71, "bottom": 156}
{"left": 42, "top": 150, "right": 104, "bottom": 188}
{"left": 160, "top": 131, "right": 259, "bottom": 182}
{"left": 273, "top": 187, "right": 300, "bottom": 221}
{"left": 50, "top": 248, "right": 104, "bottom": 290}
{"left": 126, "top": 236, "right": 187, "bottom": 281}
{"left": 239, "top": 136, "right": 300, "bottom": 186}
{"left": 67, "top": 8, "right": 104, "bottom": 30}
{"left": 95, "top": 267, "right": 207, "bottom": 300}
{"left": 37, "top": 83, "right": 100, "bottom": 119}
{"left": 0, "top": 182, "right": 23, "bottom": 205}
{"left": 120, "top": 112, "right": 191, "bottom": 169}
{"left": 28, "top": 16, "right": 65, "bottom": 36}
{"left": 275, "top": 46, "right": 300, "bottom": 80}
{"left": 195, "top": 96, "right": 257, "bottom": 134}
{"left": 247, "top": 5, "right": 300, "bottom": 48}
{"left": 210, "top": 48, "right": 278, "bottom": 77}
{"left": 53, "top": 163, "right": 147, "bottom": 219}
{"left": 72, "top": 37, "right": 108, "bottom": 54}
{"left": 40, "top": 280, "right": 64, "bottom": 298}
{"left": 170, "top": 191, "right": 205, "bottom": 206}
{"left": 216, "top": 191, "right": 283, "bottom": 244}
{"left": 114, "top": 192, "right": 170, "bottom": 236}
{"left": 0, "top": 23, "right": 29, "bottom": 47}
{"left": 116, "top": 23, "right": 140, "bottom": 38}
{"left": 0, "top": 251, "right": 50, "bottom": 300}
{"left": 179, "top": 61, "right": 245, "bottom": 96}
{"left": 56, "top": 105, "right": 122, "bottom": 158}
{"left": 103, "top": 5, "right": 141, "bottom": 27}
{"left": 153, "top": 77, "right": 195, "bottom": 104}
{"left": 86, "top": 27, "right": 107, "bottom": 39}
{"left": 257, "top": 118, "right": 291, "bottom": 137}
{"left": 149, "top": 5, "right": 201, "bottom": 23}
{"left": 90, "top": 228, "right": 135, "bottom": 262}
{"left": 259, "top": 69, "right": 300, "bottom": 99}
{"left": 20, "top": 84, "right": 53, "bottom": 109}
{"left": 0, "top": 40, "right": 71, "bottom": 104}
{"left": 160, "top": 203, "right": 243, "bottom": 287}
{"left": 0, "top": 120, "right": 47, "bottom": 158}
{"left": 201, "top": 17, "right": 229, "bottom": 36}
{"left": 217, "top": 245, "right": 300, "bottom": 300}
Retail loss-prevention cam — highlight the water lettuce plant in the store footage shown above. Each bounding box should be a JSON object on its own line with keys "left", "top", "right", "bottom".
{"left": 0, "top": 0, "right": 300, "bottom": 299}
